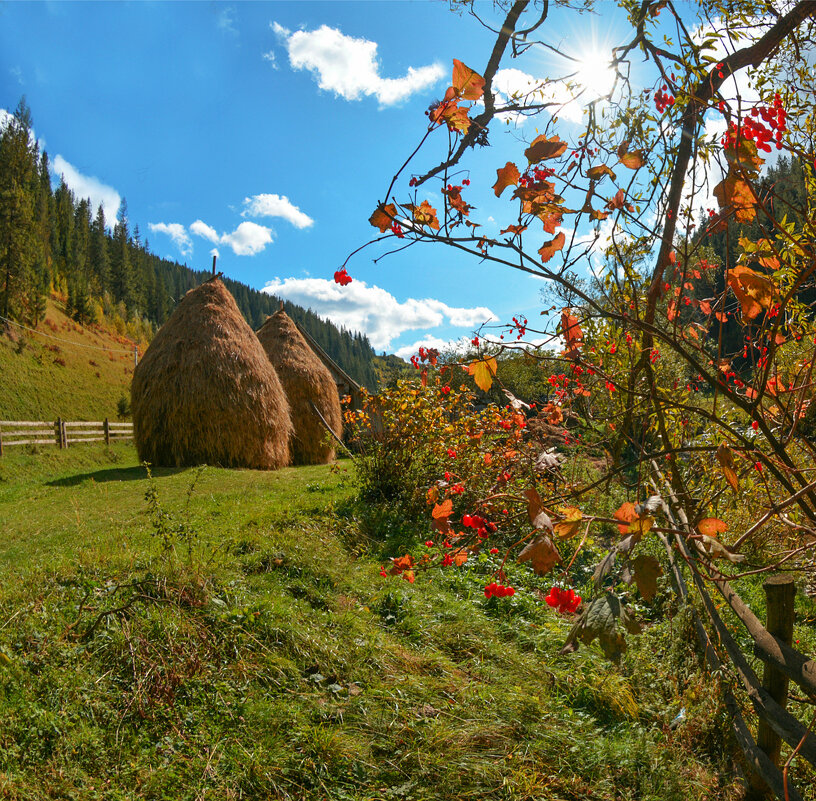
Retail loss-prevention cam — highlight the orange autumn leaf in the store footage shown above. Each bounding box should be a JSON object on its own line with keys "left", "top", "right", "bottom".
{"left": 499, "top": 224, "right": 527, "bottom": 236}
{"left": 524, "top": 134, "right": 568, "bottom": 163}
{"left": 698, "top": 299, "right": 712, "bottom": 316}
{"left": 726, "top": 265, "right": 775, "bottom": 320}
{"left": 554, "top": 506, "right": 583, "bottom": 539}
{"left": 619, "top": 150, "right": 645, "bottom": 169}
{"left": 408, "top": 200, "right": 440, "bottom": 230}
{"left": 713, "top": 171, "right": 756, "bottom": 223}
{"left": 587, "top": 164, "right": 617, "bottom": 181}
{"left": 432, "top": 499, "right": 453, "bottom": 520}
{"left": 451, "top": 59, "right": 485, "bottom": 101}
{"left": 369, "top": 203, "right": 398, "bottom": 232}
{"left": 697, "top": 518, "right": 728, "bottom": 537}
{"left": 439, "top": 102, "right": 472, "bottom": 133}
{"left": 541, "top": 402, "right": 563, "bottom": 425}
{"left": 614, "top": 502, "right": 638, "bottom": 535}
{"left": 716, "top": 442, "right": 739, "bottom": 493}
{"left": 539, "top": 231, "right": 566, "bottom": 264}
{"left": 538, "top": 207, "right": 564, "bottom": 235}
{"left": 493, "top": 161, "right": 520, "bottom": 197}
{"left": 561, "top": 308, "right": 583, "bottom": 355}
{"left": 426, "top": 485, "right": 439, "bottom": 505}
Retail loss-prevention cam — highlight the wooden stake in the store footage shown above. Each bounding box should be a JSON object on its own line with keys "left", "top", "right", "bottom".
{"left": 748, "top": 574, "right": 797, "bottom": 799}
{"left": 212, "top": 254, "right": 217, "bottom": 276}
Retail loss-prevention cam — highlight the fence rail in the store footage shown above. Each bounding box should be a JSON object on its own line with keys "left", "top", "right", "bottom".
{"left": 651, "top": 462, "right": 816, "bottom": 801}
{"left": 0, "top": 419, "right": 133, "bottom": 455}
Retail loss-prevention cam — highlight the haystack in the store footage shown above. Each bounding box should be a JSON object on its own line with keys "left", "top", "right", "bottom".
{"left": 256, "top": 308, "right": 343, "bottom": 465}
{"left": 131, "top": 278, "right": 292, "bottom": 468}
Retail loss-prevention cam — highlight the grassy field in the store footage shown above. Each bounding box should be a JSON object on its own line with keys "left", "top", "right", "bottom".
{"left": 0, "top": 301, "right": 142, "bottom": 422}
{"left": 0, "top": 443, "right": 778, "bottom": 800}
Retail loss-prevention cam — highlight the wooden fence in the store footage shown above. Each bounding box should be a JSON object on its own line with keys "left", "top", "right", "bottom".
{"left": 651, "top": 462, "right": 816, "bottom": 801}
{"left": 0, "top": 419, "right": 133, "bottom": 455}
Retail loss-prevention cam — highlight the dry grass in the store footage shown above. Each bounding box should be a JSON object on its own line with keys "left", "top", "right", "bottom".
{"left": 132, "top": 279, "right": 292, "bottom": 469}
{"left": 257, "top": 309, "right": 342, "bottom": 465}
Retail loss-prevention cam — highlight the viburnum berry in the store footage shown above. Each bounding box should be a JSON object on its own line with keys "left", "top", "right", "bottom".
{"left": 544, "top": 586, "right": 581, "bottom": 614}
{"left": 425, "top": 540, "right": 434, "bottom": 548}
{"left": 379, "top": 566, "right": 388, "bottom": 577}
{"left": 752, "top": 420, "right": 759, "bottom": 431}
{"left": 489, "top": 547, "right": 499, "bottom": 554}
{"left": 333, "top": 267, "right": 352, "bottom": 286}
{"left": 441, "top": 385, "right": 451, "bottom": 395}
{"left": 484, "top": 582, "right": 515, "bottom": 599}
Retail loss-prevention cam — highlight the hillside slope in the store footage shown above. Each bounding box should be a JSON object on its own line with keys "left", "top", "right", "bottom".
{"left": 0, "top": 299, "right": 140, "bottom": 421}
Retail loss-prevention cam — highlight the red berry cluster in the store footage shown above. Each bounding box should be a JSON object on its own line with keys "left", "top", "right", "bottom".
{"left": 484, "top": 582, "right": 515, "bottom": 598}
{"left": 519, "top": 166, "right": 555, "bottom": 188}
{"left": 722, "top": 94, "right": 787, "bottom": 153}
{"left": 333, "top": 268, "right": 352, "bottom": 286}
{"left": 653, "top": 83, "right": 675, "bottom": 113}
{"left": 544, "top": 586, "right": 581, "bottom": 614}
{"left": 462, "top": 514, "right": 497, "bottom": 539}
{"left": 510, "top": 316, "right": 528, "bottom": 341}
{"left": 391, "top": 221, "right": 405, "bottom": 238}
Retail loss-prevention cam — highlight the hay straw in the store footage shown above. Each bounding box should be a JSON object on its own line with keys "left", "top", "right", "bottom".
{"left": 132, "top": 279, "right": 292, "bottom": 469}
{"left": 256, "top": 309, "right": 343, "bottom": 465}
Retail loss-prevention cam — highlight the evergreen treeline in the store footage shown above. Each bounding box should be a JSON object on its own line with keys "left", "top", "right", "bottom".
{"left": 0, "top": 99, "right": 379, "bottom": 389}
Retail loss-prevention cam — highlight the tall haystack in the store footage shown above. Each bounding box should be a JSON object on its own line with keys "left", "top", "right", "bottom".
{"left": 132, "top": 278, "right": 292, "bottom": 469}
{"left": 256, "top": 308, "right": 343, "bottom": 465}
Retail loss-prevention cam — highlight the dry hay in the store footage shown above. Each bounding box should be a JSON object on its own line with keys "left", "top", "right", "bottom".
{"left": 256, "top": 309, "right": 342, "bottom": 465}
{"left": 131, "top": 278, "right": 292, "bottom": 469}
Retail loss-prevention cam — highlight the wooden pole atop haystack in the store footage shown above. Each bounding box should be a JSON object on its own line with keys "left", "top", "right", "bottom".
{"left": 212, "top": 254, "right": 217, "bottom": 277}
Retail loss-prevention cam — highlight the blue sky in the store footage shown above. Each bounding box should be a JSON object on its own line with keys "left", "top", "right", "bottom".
{"left": 1, "top": 0, "right": 636, "bottom": 358}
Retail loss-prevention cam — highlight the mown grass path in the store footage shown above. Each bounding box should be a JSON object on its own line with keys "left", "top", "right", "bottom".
{"left": 0, "top": 446, "right": 745, "bottom": 801}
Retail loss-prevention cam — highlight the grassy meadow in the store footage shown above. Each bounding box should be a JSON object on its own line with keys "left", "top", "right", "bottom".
{"left": 0, "top": 442, "right": 756, "bottom": 801}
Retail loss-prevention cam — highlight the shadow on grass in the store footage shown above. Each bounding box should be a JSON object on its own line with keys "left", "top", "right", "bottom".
{"left": 46, "top": 465, "right": 188, "bottom": 487}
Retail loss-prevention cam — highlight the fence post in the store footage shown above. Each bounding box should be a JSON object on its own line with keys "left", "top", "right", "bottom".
{"left": 61, "top": 419, "right": 67, "bottom": 449}
{"left": 0, "top": 423, "right": 3, "bottom": 457}
{"left": 56, "top": 418, "right": 63, "bottom": 449}
{"left": 104, "top": 417, "right": 110, "bottom": 446}
{"left": 748, "top": 574, "right": 797, "bottom": 799}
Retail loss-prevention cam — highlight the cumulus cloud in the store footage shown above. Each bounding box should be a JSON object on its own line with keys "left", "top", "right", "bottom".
{"left": 148, "top": 222, "right": 192, "bottom": 257}
{"left": 221, "top": 221, "right": 273, "bottom": 256}
{"left": 272, "top": 22, "right": 444, "bottom": 106}
{"left": 190, "top": 219, "right": 273, "bottom": 256}
{"left": 52, "top": 155, "right": 121, "bottom": 227}
{"left": 190, "top": 219, "right": 220, "bottom": 243}
{"left": 242, "top": 193, "right": 313, "bottom": 228}
{"left": 262, "top": 276, "right": 496, "bottom": 351}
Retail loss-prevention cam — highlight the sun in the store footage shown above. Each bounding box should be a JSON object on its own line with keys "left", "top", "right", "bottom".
{"left": 574, "top": 49, "right": 617, "bottom": 100}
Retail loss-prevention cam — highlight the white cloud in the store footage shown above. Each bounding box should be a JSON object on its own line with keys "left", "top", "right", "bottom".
{"left": 148, "top": 222, "right": 192, "bottom": 256}
{"left": 190, "top": 219, "right": 220, "bottom": 243}
{"left": 262, "top": 276, "right": 496, "bottom": 351}
{"left": 221, "top": 221, "right": 273, "bottom": 255}
{"left": 272, "top": 22, "right": 444, "bottom": 106}
{"left": 393, "top": 335, "right": 471, "bottom": 361}
{"left": 262, "top": 50, "right": 278, "bottom": 69}
{"left": 210, "top": 247, "right": 220, "bottom": 259}
{"left": 242, "top": 193, "right": 313, "bottom": 228}
{"left": 52, "top": 155, "right": 121, "bottom": 227}
{"left": 190, "top": 219, "right": 274, "bottom": 256}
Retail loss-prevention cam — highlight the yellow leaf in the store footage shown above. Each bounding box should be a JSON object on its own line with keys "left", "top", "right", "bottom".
{"left": 619, "top": 150, "right": 645, "bottom": 169}
{"left": 468, "top": 357, "right": 498, "bottom": 392}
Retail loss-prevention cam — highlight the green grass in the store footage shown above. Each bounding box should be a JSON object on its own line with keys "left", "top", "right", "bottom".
{"left": 0, "top": 445, "right": 755, "bottom": 800}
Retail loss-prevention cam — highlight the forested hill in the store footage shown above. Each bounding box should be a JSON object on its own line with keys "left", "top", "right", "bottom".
{"left": 0, "top": 100, "right": 379, "bottom": 389}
